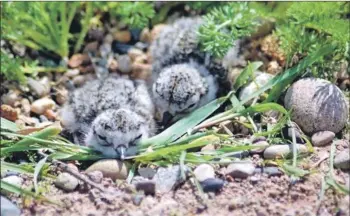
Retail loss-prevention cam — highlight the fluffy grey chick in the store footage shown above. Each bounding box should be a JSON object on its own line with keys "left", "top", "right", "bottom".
{"left": 60, "top": 75, "right": 155, "bottom": 159}
{"left": 149, "top": 17, "right": 229, "bottom": 125}
{"left": 153, "top": 61, "right": 218, "bottom": 124}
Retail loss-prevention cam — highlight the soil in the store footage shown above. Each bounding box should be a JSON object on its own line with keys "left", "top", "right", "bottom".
{"left": 12, "top": 167, "right": 350, "bottom": 216}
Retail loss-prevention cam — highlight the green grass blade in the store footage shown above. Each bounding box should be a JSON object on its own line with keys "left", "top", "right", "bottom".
{"left": 239, "top": 44, "right": 334, "bottom": 105}
{"left": 0, "top": 180, "right": 55, "bottom": 204}
{"left": 33, "top": 155, "right": 49, "bottom": 194}
{"left": 1, "top": 117, "right": 19, "bottom": 132}
{"left": 139, "top": 95, "right": 230, "bottom": 147}
{"left": 233, "top": 61, "right": 263, "bottom": 90}
{"left": 265, "top": 44, "right": 335, "bottom": 102}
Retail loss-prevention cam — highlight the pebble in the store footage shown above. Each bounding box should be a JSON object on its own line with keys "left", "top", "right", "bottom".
{"left": 128, "top": 48, "right": 144, "bottom": 61}
{"left": 262, "top": 167, "right": 283, "bottom": 177}
{"left": 152, "top": 165, "right": 183, "bottom": 193}
{"left": 226, "top": 162, "right": 255, "bottom": 178}
{"left": 39, "top": 115, "right": 48, "bottom": 122}
{"left": 27, "top": 77, "right": 50, "bottom": 98}
{"left": 112, "top": 41, "right": 133, "bottom": 54}
{"left": 43, "top": 109, "right": 56, "bottom": 121}
{"left": 1, "top": 105, "right": 18, "bottom": 121}
{"left": 130, "top": 29, "right": 142, "bottom": 43}
{"left": 201, "top": 144, "right": 215, "bottom": 152}
{"left": 140, "top": 28, "right": 151, "bottom": 43}
{"left": 250, "top": 176, "right": 260, "bottom": 184}
{"left": 311, "top": 131, "right": 335, "bottom": 147}
{"left": 72, "top": 75, "right": 86, "bottom": 87}
{"left": 334, "top": 149, "right": 350, "bottom": 170}
{"left": 54, "top": 172, "right": 79, "bottom": 192}
{"left": 194, "top": 164, "right": 215, "bottom": 182}
{"left": 284, "top": 78, "right": 349, "bottom": 134}
{"left": 65, "top": 69, "right": 80, "bottom": 77}
{"left": 239, "top": 73, "right": 274, "bottom": 105}
{"left": 134, "top": 42, "right": 149, "bottom": 52}
{"left": 86, "top": 159, "right": 128, "bottom": 181}
{"left": 134, "top": 54, "right": 148, "bottom": 64}
{"left": 200, "top": 178, "right": 224, "bottom": 193}
{"left": 138, "top": 167, "right": 156, "bottom": 179}
{"left": 131, "top": 63, "right": 152, "bottom": 80}
{"left": 1, "top": 196, "right": 21, "bottom": 216}
{"left": 2, "top": 176, "right": 23, "bottom": 188}
{"left": 132, "top": 194, "right": 144, "bottom": 206}
{"left": 250, "top": 140, "right": 269, "bottom": 154}
{"left": 83, "top": 41, "right": 99, "bottom": 53}
{"left": 31, "top": 98, "right": 56, "bottom": 115}
{"left": 135, "top": 180, "right": 156, "bottom": 196}
{"left": 117, "top": 55, "right": 132, "bottom": 74}
{"left": 68, "top": 54, "right": 91, "bottom": 68}
{"left": 114, "top": 30, "right": 131, "bottom": 43}
{"left": 20, "top": 99, "right": 31, "bottom": 115}
{"left": 1, "top": 90, "right": 20, "bottom": 106}
{"left": 99, "top": 43, "right": 112, "bottom": 58}
{"left": 263, "top": 144, "right": 308, "bottom": 159}
{"left": 86, "top": 171, "right": 103, "bottom": 183}
{"left": 103, "top": 34, "right": 114, "bottom": 44}
{"left": 55, "top": 87, "right": 68, "bottom": 105}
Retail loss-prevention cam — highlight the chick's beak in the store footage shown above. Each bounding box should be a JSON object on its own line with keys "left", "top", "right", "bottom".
{"left": 161, "top": 111, "right": 173, "bottom": 126}
{"left": 115, "top": 145, "right": 126, "bottom": 160}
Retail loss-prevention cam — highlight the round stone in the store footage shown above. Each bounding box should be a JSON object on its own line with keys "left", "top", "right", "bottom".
{"left": 54, "top": 172, "right": 79, "bottom": 192}
{"left": 200, "top": 178, "right": 224, "bottom": 193}
{"left": 226, "top": 162, "right": 255, "bottom": 178}
{"left": 193, "top": 164, "right": 215, "bottom": 182}
{"left": 263, "top": 144, "right": 308, "bottom": 159}
{"left": 86, "top": 159, "right": 129, "bottom": 181}
{"left": 334, "top": 149, "right": 350, "bottom": 170}
{"left": 311, "top": 131, "right": 335, "bottom": 147}
{"left": 284, "top": 78, "right": 348, "bottom": 134}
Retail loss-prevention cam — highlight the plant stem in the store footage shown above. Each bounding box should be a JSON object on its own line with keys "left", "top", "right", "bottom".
{"left": 74, "top": 3, "right": 93, "bottom": 53}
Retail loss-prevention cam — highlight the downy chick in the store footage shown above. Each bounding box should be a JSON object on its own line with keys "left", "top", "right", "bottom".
{"left": 149, "top": 17, "right": 229, "bottom": 125}
{"left": 60, "top": 75, "right": 155, "bottom": 159}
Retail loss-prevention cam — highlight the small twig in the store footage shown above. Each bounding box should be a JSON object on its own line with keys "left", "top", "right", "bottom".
{"left": 310, "top": 155, "right": 329, "bottom": 169}
{"left": 39, "top": 152, "right": 107, "bottom": 192}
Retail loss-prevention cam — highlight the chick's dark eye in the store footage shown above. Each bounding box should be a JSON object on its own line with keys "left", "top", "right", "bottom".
{"left": 188, "top": 103, "right": 196, "bottom": 108}
{"left": 98, "top": 134, "right": 106, "bottom": 141}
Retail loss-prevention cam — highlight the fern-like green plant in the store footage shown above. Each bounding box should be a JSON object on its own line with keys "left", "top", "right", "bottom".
{"left": 1, "top": 2, "right": 94, "bottom": 59}
{"left": 94, "top": 2, "right": 155, "bottom": 29}
{"left": 198, "top": 2, "right": 260, "bottom": 58}
{"left": 0, "top": 50, "right": 26, "bottom": 84}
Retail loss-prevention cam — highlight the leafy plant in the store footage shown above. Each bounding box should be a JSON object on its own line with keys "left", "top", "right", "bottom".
{"left": 94, "top": 2, "right": 155, "bottom": 29}
{"left": 1, "top": 2, "right": 94, "bottom": 59}
{"left": 198, "top": 2, "right": 260, "bottom": 58}
{"left": 0, "top": 50, "right": 26, "bottom": 83}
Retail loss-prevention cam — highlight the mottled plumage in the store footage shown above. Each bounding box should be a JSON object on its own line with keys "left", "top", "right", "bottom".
{"left": 60, "top": 75, "right": 155, "bottom": 159}
{"left": 149, "top": 17, "right": 229, "bottom": 124}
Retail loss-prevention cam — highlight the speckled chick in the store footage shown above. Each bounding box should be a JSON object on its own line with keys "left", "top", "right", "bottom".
{"left": 149, "top": 17, "right": 229, "bottom": 124}
{"left": 60, "top": 75, "right": 155, "bottom": 159}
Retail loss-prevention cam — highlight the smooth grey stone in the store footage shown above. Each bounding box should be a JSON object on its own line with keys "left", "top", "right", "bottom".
{"left": 200, "top": 178, "right": 224, "bottom": 193}
{"left": 1, "top": 196, "right": 21, "bottom": 216}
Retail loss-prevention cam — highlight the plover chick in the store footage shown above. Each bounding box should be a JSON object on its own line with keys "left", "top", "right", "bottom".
{"left": 60, "top": 75, "right": 155, "bottom": 159}
{"left": 149, "top": 17, "right": 229, "bottom": 125}
{"left": 152, "top": 61, "right": 218, "bottom": 125}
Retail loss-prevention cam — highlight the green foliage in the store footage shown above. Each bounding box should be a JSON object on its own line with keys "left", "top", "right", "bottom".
{"left": 0, "top": 50, "right": 26, "bottom": 83}
{"left": 271, "top": 2, "right": 349, "bottom": 79}
{"left": 94, "top": 2, "right": 155, "bottom": 28}
{"left": 1, "top": 2, "right": 94, "bottom": 58}
{"left": 198, "top": 2, "right": 260, "bottom": 58}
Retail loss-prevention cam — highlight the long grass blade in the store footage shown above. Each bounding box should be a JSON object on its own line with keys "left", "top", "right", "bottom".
{"left": 33, "top": 155, "right": 49, "bottom": 194}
